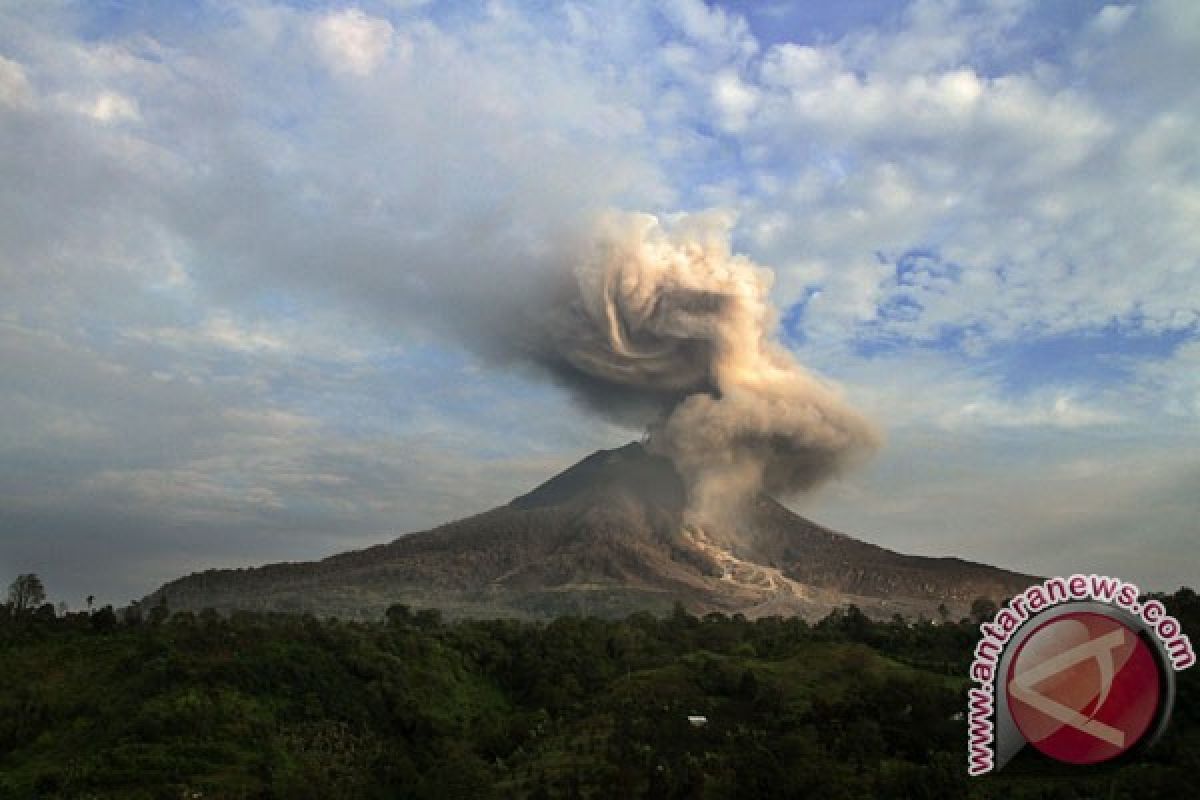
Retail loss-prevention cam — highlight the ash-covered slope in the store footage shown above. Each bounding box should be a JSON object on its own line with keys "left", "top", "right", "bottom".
{"left": 148, "top": 442, "right": 1035, "bottom": 620}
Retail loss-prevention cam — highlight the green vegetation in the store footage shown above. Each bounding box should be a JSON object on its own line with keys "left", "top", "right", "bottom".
{"left": 0, "top": 584, "right": 1197, "bottom": 799}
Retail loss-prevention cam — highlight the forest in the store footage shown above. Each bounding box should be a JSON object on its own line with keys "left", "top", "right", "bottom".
{"left": 1, "top": 579, "right": 1197, "bottom": 799}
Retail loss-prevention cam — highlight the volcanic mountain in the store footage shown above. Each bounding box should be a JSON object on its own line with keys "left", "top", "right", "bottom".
{"left": 148, "top": 442, "right": 1035, "bottom": 621}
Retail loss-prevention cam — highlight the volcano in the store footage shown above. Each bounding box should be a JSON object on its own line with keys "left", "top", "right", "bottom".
{"left": 147, "top": 442, "right": 1035, "bottom": 621}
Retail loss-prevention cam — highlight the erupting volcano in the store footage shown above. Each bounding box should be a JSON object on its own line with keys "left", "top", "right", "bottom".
{"left": 148, "top": 213, "right": 1030, "bottom": 620}
{"left": 148, "top": 441, "right": 1034, "bottom": 621}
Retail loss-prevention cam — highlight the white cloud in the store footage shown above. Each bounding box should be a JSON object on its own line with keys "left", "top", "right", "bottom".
{"left": 1135, "top": 340, "right": 1200, "bottom": 418}
{"left": 146, "top": 315, "right": 287, "bottom": 354}
{"left": 733, "top": 0, "right": 1198, "bottom": 355}
{"left": 1090, "top": 5, "right": 1135, "bottom": 35}
{"left": 82, "top": 90, "right": 140, "bottom": 123}
{"left": 313, "top": 8, "right": 396, "bottom": 76}
{"left": 711, "top": 69, "right": 758, "bottom": 132}
{"left": 662, "top": 0, "right": 756, "bottom": 59}
{"left": 942, "top": 393, "right": 1123, "bottom": 430}
{"left": 0, "top": 55, "right": 32, "bottom": 107}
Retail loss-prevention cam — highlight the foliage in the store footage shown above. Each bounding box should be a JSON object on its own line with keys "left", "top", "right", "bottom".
{"left": 0, "top": 588, "right": 1196, "bottom": 798}
{"left": 6, "top": 575, "right": 46, "bottom": 614}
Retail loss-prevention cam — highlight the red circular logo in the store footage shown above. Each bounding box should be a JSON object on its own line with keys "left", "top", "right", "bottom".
{"left": 1007, "top": 611, "right": 1161, "bottom": 765}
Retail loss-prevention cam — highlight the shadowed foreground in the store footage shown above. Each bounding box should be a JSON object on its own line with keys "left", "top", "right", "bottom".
{"left": 1, "top": 590, "right": 1197, "bottom": 799}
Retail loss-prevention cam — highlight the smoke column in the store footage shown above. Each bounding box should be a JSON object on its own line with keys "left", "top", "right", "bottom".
{"left": 541, "top": 210, "right": 880, "bottom": 527}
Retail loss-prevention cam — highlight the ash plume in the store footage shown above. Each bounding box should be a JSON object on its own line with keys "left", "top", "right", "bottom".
{"left": 539, "top": 210, "right": 880, "bottom": 527}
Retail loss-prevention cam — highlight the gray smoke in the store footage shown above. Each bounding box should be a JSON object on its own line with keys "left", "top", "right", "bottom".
{"left": 536, "top": 210, "right": 880, "bottom": 524}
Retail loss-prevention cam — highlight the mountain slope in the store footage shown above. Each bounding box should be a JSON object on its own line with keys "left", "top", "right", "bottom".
{"left": 147, "top": 442, "right": 1036, "bottom": 620}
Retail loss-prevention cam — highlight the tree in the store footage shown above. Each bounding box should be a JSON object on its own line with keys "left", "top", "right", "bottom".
{"left": 148, "top": 595, "right": 170, "bottom": 625}
{"left": 91, "top": 605, "right": 117, "bottom": 631}
{"left": 123, "top": 601, "right": 143, "bottom": 626}
{"left": 385, "top": 603, "right": 414, "bottom": 627}
{"left": 8, "top": 574, "right": 46, "bottom": 613}
{"left": 414, "top": 608, "right": 442, "bottom": 631}
{"left": 970, "top": 596, "right": 998, "bottom": 625}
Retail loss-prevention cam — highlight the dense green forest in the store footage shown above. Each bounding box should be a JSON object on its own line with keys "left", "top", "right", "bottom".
{"left": 1, "top": 582, "right": 1197, "bottom": 799}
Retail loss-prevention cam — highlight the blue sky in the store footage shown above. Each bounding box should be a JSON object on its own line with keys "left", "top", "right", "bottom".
{"left": 1, "top": 0, "right": 1197, "bottom": 605}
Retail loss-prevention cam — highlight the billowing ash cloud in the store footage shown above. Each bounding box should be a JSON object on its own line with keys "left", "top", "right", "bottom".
{"left": 537, "top": 210, "right": 880, "bottom": 523}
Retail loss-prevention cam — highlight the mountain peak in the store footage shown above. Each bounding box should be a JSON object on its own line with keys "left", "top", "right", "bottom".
{"left": 509, "top": 441, "right": 685, "bottom": 512}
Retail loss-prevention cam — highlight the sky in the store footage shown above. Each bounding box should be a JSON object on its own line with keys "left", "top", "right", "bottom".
{"left": 1, "top": 0, "right": 1197, "bottom": 608}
